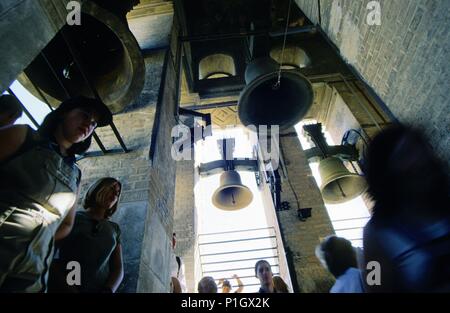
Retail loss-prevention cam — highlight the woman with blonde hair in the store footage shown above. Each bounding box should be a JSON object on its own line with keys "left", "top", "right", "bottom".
{"left": 51, "top": 177, "right": 124, "bottom": 293}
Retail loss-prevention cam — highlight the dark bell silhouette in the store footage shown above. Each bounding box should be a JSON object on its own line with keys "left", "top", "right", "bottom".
{"left": 238, "top": 57, "right": 314, "bottom": 130}
{"left": 19, "top": 1, "right": 144, "bottom": 113}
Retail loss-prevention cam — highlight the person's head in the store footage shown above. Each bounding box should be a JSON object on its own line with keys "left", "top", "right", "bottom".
{"left": 172, "top": 233, "right": 177, "bottom": 250}
{"left": 364, "top": 124, "right": 449, "bottom": 217}
{"left": 272, "top": 276, "right": 289, "bottom": 293}
{"left": 255, "top": 260, "right": 273, "bottom": 287}
{"left": 0, "top": 94, "right": 23, "bottom": 127}
{"left": 222, "top": 279, "right": 231, "bottom": 293}
{"left": 38, "top": 96, "right": 112, "bottom": 155}
{"left": 198, "top": 276, "right": 217, "bottom": 293}
{"left": 83, "top": 177, "right": 122, "bottom": 218}
{"left": 315, "top": 235, "right": 357, "bottom": 278}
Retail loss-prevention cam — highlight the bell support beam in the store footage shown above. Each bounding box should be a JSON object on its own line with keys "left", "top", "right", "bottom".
{"left": 302, "top": 123, "right": 368, "bottom": 204}
{"left": 304, "top": 145, "right": 359, "bottom": 162}
{"left": 198, "top": 159, "right": 259, "bottom": 176}
{"left": 201, "top": 139, "right": 255, "bottom": 211}
{"left": 302, "top": 123, "right": 359, "bottom": 161}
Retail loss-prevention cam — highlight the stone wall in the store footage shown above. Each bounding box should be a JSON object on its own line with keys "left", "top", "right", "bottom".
{"left": 294, "top": 0, "right": 450, "bottom": 164}
{"left": 277, "top": 129, "right": 336, "bottom": 293}
{"left": 77, "top": 3, "right": 181, "bottom": 294}
{"left": 77, "top": 50, "right": 164, "bottom": 292}
{"left": 136, "top": 15, "right": 182, "bottom": 291}
{"left": 173, "top": 160, "right": 196, "bottom": 292}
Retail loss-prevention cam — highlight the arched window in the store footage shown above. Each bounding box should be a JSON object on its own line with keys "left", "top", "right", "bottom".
{"left": 270, "top": 46, "right": 311, "bottom": 69}
{"left": 198, "top": 54, "right": 236, "bottom": 80}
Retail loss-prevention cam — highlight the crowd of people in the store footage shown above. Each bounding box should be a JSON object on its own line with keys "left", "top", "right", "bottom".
{"left": 197, "top": 261, "right": 290, "bottom": 294}
{"left": 0, "top": 94, "right": 448, "bottom": 293}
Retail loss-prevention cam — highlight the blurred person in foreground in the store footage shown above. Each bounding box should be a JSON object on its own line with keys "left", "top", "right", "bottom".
{"left": 363, "top": 124, "right": 450, "bottom": 292}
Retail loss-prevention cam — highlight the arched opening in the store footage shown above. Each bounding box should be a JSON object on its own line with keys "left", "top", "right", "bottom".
{"left": 270, "top": 46, "right": 311, "bottom": 69}
{"left": 198, "top": 54, "right": 236, "bottom": 80}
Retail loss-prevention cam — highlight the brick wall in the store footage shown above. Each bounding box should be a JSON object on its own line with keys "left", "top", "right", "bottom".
{"left": 277, "top": 129, "right": 336, "bottom": 292}
{"left": 77, "top": 49, "right": 177, "bottom": 292}
{"left": 137, "top": 43, "right": 179, "bottom": 292}
{"left": 173, "top": 160, "right": 196, "bottom": 292}
{"left": 294, "top": 0, "right": 450, "bottom": 164}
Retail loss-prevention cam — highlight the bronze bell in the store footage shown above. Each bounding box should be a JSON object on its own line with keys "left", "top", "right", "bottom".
{"left": 319, "top": 157, "right": 368, "bottom": 204}
{"left": 212, "top": 170, "right": 253, "bottom": 211}
{"left": 238, "top": 57, "right": 314, "bottom": 130}
{"left": 18, "top": 0, "right": 144, "bottom": 113}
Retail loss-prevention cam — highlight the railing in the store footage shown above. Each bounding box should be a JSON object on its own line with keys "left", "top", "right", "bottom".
{"left": 197, "top": 227, "right": 281, "bottom": 292}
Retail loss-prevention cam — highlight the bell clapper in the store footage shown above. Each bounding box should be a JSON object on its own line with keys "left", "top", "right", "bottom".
{"left": 231, "top": 192, "right": 236, "bottom": 205}
{"left": 272, "top": 80, "right": 281, "bottom": 90}
{"left": 336, "top": 180, "right": 347, "bottom": 198}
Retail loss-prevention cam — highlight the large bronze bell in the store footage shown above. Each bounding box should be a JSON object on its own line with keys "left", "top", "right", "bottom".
{"left": 238, "top": 57, "right": 314, "bottom": 130}
{"left": 212, "top": 170, "right": 253, "bottom": 211}
{"left": 319, "top": 157, "right": 368, "bottom": 204}
{"left": 18, "top": 0, "right": 144, "bottom": 113}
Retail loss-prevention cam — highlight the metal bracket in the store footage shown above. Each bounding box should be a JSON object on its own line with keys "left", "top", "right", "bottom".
{"left": 198, "top": 159, "right": 258, "bottom": 176}
{"left": 302, "top": 123, "right": 359, "bottom": 161}
{"left": 174, "top": 108, "right": 212, "bottom": 152}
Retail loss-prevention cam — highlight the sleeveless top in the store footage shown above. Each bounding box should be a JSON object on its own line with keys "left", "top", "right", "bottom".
{"left": 58, "top": 211, "right": 121, "bottom": 292}
{"left": 0, "top": 127, "right": 81, "bottom": 292}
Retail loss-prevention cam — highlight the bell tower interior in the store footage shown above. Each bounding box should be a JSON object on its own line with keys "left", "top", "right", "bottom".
{"left": 0, "top": 0, "right": 448, "bottom": 294}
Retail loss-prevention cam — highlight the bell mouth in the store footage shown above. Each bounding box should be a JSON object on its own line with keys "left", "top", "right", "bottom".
{"left": 212, "top": 184, "right": 253, "bottom": 211}
{"left": 320, "top": 175, "right": 368, "bottom": 204}
{"left": 238, "top": 71, "right": 314, "bottom": 130}
{"left": 318, "top": 156, "right": 368, "bottom": 204}
{"left": 19, "top": 1, "right": 144, "bottom": 114}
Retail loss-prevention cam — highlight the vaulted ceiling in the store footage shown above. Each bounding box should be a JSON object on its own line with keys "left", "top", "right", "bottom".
{"left": 125, "top": 1, "right": 358, "bottom": 129}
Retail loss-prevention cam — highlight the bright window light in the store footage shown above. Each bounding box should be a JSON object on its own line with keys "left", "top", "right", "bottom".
{"left": 194, "top": 126, "right": 282, "bottom": 292}
{"left": 8, "top": 81, "right": 51, "bottom": 129}
{"left": 295, "top": 120, "right": 370, "bottom": 248}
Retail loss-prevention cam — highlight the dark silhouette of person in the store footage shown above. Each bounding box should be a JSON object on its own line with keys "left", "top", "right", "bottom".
{"left": 0, "top": 94, "right": 23, "bottom": 127}
{"left": 198, "top": 276, "right": 217, "bottom": 293}
{"left": 363, "top": 124, "right": 450, "bottom": 292}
